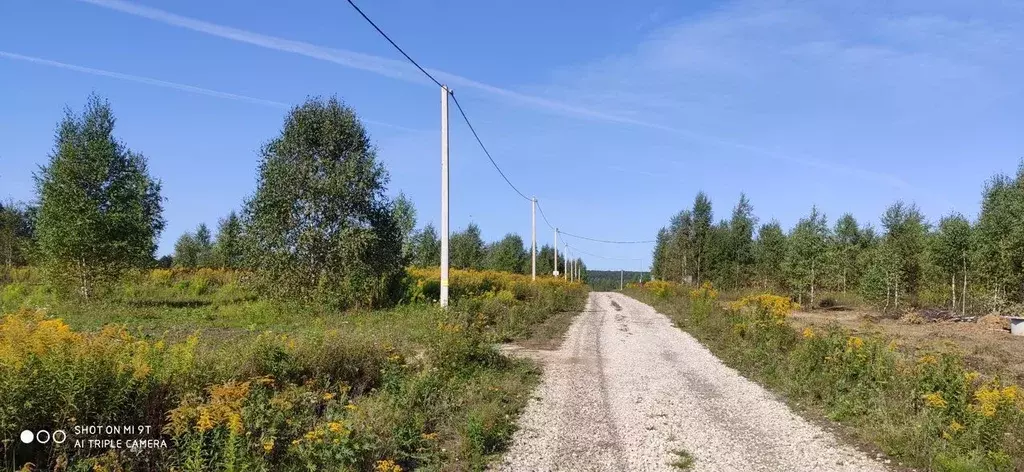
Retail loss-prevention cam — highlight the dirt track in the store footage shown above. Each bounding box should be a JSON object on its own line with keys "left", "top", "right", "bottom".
{"left": 494, "top": 292, "right": 888, "bottom": 472}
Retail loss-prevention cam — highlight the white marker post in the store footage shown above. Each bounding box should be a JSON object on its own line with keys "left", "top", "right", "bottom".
{"left": 440, "top": 85, "right": 450, "bottom": 308}
{"left": 553, "top": 229, "right": 559, "bottom": 276}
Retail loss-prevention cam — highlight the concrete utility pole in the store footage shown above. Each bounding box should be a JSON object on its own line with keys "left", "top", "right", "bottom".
{"left": 440, "top": 85, "right": 450, "bottom": 308}
{"left": 553, "top": 229, "right": 559, "bottom": 276}
{"left": 531, "top": 198, "right": 537, "bottom": 281}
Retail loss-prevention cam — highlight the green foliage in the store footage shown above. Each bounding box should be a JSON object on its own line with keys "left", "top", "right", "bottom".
{"left": 212, "top": 211, "right": 244, "bottom": 269}
{"left": 0, "top": 200, "right": 35, "bottom": 269}
{"left": 1, "top": 268, "right": 587, "bottom": 471}
{"left": 753, "top": 220, "right": 786, "bottom": 290}
{"left": 974, "top": 164, "right": 1024, "bottom": 304}
{"left": 485, "top": 233, "right": 528, "bottom": 273}
{"left": 933, "top": 214, "right": 972, "bottom": 312}
{"left": 535, "top": 244, "right": 555, "bottom": 276}
{"left": 783, "top": 206, "right": 828, "bottom": 306}
{"left": 450, "top": 223, "right": 486, "bottom": 270}
{"left": 880, "top": 201, "right": 930, "bottom": 308}
{"left": 408, "top": 223, "right": 440, "bottom": 268}
{"left": 393, "top": 192, "right": 417, "bottom": 261}
{"left": 174, "top": 223, "right": 214, "bottom": 268}
{"left": 242, "top": 96, "right": 403, "bottom": 310}
{"left": 33, "top": 95, "right": 165, "bottom": 299}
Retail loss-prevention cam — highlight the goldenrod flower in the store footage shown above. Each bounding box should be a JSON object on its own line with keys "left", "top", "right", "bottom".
{"left": 922, "top": 392, "right": 947, "bottom": 409}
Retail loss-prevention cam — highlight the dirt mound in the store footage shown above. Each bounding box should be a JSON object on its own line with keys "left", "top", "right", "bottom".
{"left": 979, "top": 314, "right": 1009, "bottom": 332}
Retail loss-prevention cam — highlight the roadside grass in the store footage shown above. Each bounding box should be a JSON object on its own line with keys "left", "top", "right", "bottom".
{"left": 0, "top": 268, "right": 587, "bottom": 471}
{"left": 626, "top": 282, "right": 1024, "bottom": 472}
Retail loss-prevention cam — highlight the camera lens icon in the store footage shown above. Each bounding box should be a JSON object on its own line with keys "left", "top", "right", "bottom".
{"left": 20, "top": 429, "right": 67, "bottom": 444}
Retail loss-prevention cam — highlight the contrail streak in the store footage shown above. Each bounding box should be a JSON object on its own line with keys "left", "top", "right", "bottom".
{"left": 70, "top": 0, "right": 917, "bottom": 191}
{"left": 0, "top": 51, "right": 418, "bottom": 132}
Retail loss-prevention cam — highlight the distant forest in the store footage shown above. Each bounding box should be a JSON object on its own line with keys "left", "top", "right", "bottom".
{"left": 587, "top": 270, "right": 650, "bottom": 291}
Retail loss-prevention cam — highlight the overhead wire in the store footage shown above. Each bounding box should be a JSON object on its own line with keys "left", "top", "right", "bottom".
{"left": 343, "top": 0, "right": 443, "bottom": 88}
{"left": 344, "top": 0, "right": 654, "bottom": 263}
{"left": 449, "top": 93, "right": 531, "bottom": 201}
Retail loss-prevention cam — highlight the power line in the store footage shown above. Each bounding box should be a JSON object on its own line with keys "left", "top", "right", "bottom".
{"left": 344, "top": 0, "right": 443, "bottom": 88}
{"left": 346, "top": 0, "right": 531, "bottom": 202}
{"left": 536, "top": 200, "right": 556, "bottom": 230}
{"left": 344, "top": 0, "right": 652, "bottom": 249}
{"left": 565, "top": 243, "right": 642, "bottom": 261}
{"left": 450, "top": 93, "right": 531, "bottom": 201}
{"left": 535, "top": 200, "right": 654, "bottom": 244}
{"left": 560, "top": 231, "right": 656, "bottom": 244}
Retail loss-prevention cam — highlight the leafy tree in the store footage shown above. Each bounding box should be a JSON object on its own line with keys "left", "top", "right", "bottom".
{"left": 0, "top": 201, "right": 35, "bottom": 268}
{"left": 194, "top": 223, "right": 214, "bottom": 267}
{"left": 536, "top": 244, "right": 555, "bottom": 276}
{"left": 754, "top": 220, "right": 786, "bottom": 290}
{"left": 242, "top": 96, "right": 403, "bottom": 309}
{"left": 449, "top": 223, "right": 485, "bottom": 270}
{"left": 393, "top": 193, "right": 417, "bottom": 260}
{"left": 670, "top": 210, "right": 694, "bottom": 283}
{"left": 880, "top": 201, "right": 929, "bottom": 309}
{"left": 933, "top": 213, "right": 972, "bottom": 313}
{"left": 651, "top": 227, "right": 669, "bottom": 280}
{"left": 173, "top": 231, "right": 201, "bottom": 268}
{"left": 485, "top": 233, "right": 528, "bottom": 273}
{"left": 784, "top": 207, "right": 828, "bottom": 306}
{"left": 725, "top": 194, "right": 757, "bottom": 288}
{"left": 213, "top": 212, "right": 244, "bottom": 268}
{"left": 690, "top": 193, "right": 713, "bottom": 284}
{"left": 974, "top": 164, "right": 1024, "bottom": 304}
{"left": 34, "top": 95, "right": 164, "bottom": 298}
{"left": 409, "top": 223, "right": 440, "bottom": 267}
{"left": 833, "top": 213, "right": 862, "bottom": 293}
{"left": 173, "top": 223, "right": 214, "bottom": 268}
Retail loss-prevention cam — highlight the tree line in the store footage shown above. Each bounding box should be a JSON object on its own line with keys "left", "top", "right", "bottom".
{"left": 0, "top": 94, "right": 580, "bottom": 307}
{"left": 651, "top": 169, "right": 1024, "bottom": 314}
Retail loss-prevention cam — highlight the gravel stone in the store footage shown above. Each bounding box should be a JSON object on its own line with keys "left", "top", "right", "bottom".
{"left": 493, "top": 292, "right": 889, "bottom": 472}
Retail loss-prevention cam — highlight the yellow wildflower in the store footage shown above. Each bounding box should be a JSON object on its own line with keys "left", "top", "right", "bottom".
{"left": 262, "top": 438, "right": 274, "bottom": 453}
{"left": 846, "top": 336, "right": 864, "bottom": 351}
{"left": 922, "top": 392, "right": 947, "bottom": 409}
{"left": 374, "top": 459, "right": 403, "bottom": 472}
{"left": 322, "top": 392, "right": 336, "bottom": 401}
{"left": 801, "top": 327, "right": 815, "bottom": 339}
{"left": 196, "top": 412, "right": 214, "bottom": 432}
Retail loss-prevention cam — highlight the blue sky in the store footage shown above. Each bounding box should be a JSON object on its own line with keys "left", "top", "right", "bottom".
{"left": 2, "top": 0, "right": 1023, "bottom": 270}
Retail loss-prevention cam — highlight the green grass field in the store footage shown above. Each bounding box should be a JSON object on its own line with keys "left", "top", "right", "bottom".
{"left": 0, "top": 268, "right": 586, "bottom": 472}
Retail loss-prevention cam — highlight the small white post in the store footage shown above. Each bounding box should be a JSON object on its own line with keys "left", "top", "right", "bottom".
{"left": 440, "top": 85, "right": 450, "bottom": 308}
{"left": 531, "top": 198, "right": 537, "bottom": 281}
{"left": 553, "top": 229, "right": 559, "bottom": 276}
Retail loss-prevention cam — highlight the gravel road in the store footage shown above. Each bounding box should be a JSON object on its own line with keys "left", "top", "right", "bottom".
{"left": 493, "top": 292, "right": 889, "bottom": 472}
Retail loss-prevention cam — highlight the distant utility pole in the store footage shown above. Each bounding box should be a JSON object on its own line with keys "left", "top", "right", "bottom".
{"left": 440, "top": 85, "right": 450, "bottom": 308}
{"left": 553, "top": 229, "right": 559, "bottom": 276}
{"left": 531, "top": 198, "right": 537, "bottom": 281}
{"left": 620, "top": 269, "right": 624, "bottom": 290}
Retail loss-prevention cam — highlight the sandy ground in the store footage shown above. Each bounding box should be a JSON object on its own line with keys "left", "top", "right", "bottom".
{"left": 493, "top": 292, "right": 888, "bottom": 472}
